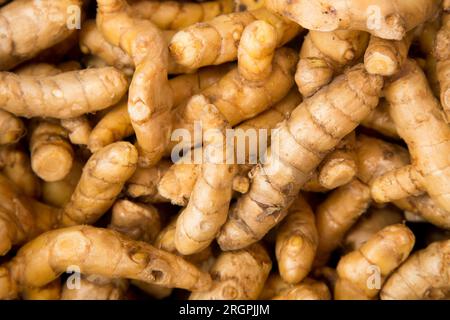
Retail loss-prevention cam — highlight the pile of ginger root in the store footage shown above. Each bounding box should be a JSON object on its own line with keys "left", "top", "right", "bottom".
{"left": 0, "top": 0, "right": 449, "bottom": 301}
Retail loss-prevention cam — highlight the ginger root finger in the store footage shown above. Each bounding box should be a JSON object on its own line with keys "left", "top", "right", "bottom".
{"left": 435, "top": 13, "right": 450, "bottom": 121}
{"left": 381, "top": 240, "right": 450, "bottom": 300}
{"left": 272, "top": 279, "right": 331, "bottom": 300}
{"left": 0, "top": 110, "right": 25, "bottom": 145}
{"left": 60, "top": 116, "right": 92, "bottom": 146}
{"left": 0, "top": 67, "right": 128, "bottom": 119}
{"left": 169, "top": 8, "right": 300, "bottom": 69}
{"left": 189, "top": 243, "right": 271, "bottom": 300}
{"left": 30, "top": 120, "right": 74, "bottom": 182}
{"left": 217, "top": 64, "right": 383, "bottom": 251}
{"left": 0, "top": 0, "right": 82, "bottom": 70}
{"left": 361, "top": 99, "right": 399, "bottom": 139}
{"left": 275, "top": 194, "right": 318, "bottom": 284}
{"left": 60, "top": 142, "right": 138, "bottom": 226}
{"left": 267, "top": 0, "right": 440, "bottom": 40}
{"left": 335, "top": 224, "right": 415, "bottom": 300}
{"left": 0, "top": 225, "right": 212, "bottom": 299}
{"left": 296, "top": 30, "right": 369, "bottom": 97}
{"left": 97, "top": 0, "right": 173, "bottom": 167}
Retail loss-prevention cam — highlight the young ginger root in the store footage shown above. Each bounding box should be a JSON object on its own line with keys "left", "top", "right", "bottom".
{"left": 0, "top": 67, "right": 128, "bottom": 119}
{"left": 189, "top": 243, "right": 271, "bottom": 300}
{"left": 381, "top": 239, "right": 450, "bottom": 300}
{"left": 175, "top": 95, "right": 236, "bottom": 255}
{"left": 370, "top": 60, "right": 450, "bottom": 219}
{"left": 275, "top": 194, "right": 318, "bottom": 284}
{"left": 0, "top": 225, "right": 212, "bottom": 300}
{"left": 335, "top": 224, "right": 415, "bottom": 300}
{"left": 169, "top": 8, "right": 301, "bottom": 70}
{"left": 29, "top": 120, "right": 74, "bottom": 182}
{"left": 217, "top": 64, "right": 383, "bottom": 251}
{"left": 97, "top": 0, "right": 174, "bottom": 167}
{"left": 0, "top": 0, "right": 82, "bottom": 70}
{"left": 60, "top": 142, "right": 138, "bottom": 226}
{"left": 267, "top": 0, "right": 440, "bottom": 40}
{"left": 296, "top": 30, "right": 369, "bottom": 97}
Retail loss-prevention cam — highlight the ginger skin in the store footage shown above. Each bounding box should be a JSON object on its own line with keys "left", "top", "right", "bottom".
{"left": 0, "top": 67, "right": 128, "bottom": 119}
{"left": 335, "top": 224, "right": 415, "bottom": 300}
{"left": 267, "top": 0, "right": 440, "bottom": 40}
{"left": 272, "top": 279, "right": 331, "bottom": 300}
{"left": 217, "top": 65, "right": 383, "bottom": 251}
{"left": 169, "top": 8, "right": 301, "bottom": 69}
{"left": 435, "top": 12, "right": 450, "bottom": 121}
{"left": 30, "top": 120, "right": 74, "bottom": 182}
{"left": 296, "top": 30, "right": 369, "bottom": 97}
{"left": 0, "top": 0, "right": 82, "bottom": 70}
{"left": 381, "top": 240, "right": 450, "bottom": 300}
{"left": 60, "top": 142, "right": 138, "bottom": 226}
{"left": 275, "top": 195, "right": 318, "bottom": 284}
{"left": 0, "top": 110, "right": 25, "bottom": 145}
{"left": 0, "top": 225, "right": 212, "bottom": 299}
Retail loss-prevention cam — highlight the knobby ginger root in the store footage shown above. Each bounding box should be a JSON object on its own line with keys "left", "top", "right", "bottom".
{"left": 238, "top": 20, "right": 277, "bottom": 81}
{"left": 217, "top": 64, "right": 383, "bottom": 251}
{"left": 335, "top": 224, "right": 415, "bottom": 300}
{"left": 97, "top": 0, "right": 173, "bottom": 167}
{"left": 272, "top": 278, "right": 331, "bottom": 300}
{"left": 175, "top": 95, "right": 236, "bottom": 255}
{"left": 0, "top": 225, "right": 212, "bottom": 299}
{"left": 275, "top": 194, "right": 318, "bottom": 284}
{"left": 371, "top": 60, "right": 450, "bottom": 214}
{"left": 189, "top": 243, "right": 271, "bottom": 300}
{"left": 267, "top": 0, "right": 440, "bottom": 40}
{"left": 343, "top": 206, "right": 404, "bottom": 252}
{"left": 159, "top": 90, "right": 301, "bottom": 206}
{"left": 0, "top": 67, "right": 128, "bottom": 119}
{"left": 0, "top": 145, "right": 40, "bottom": 198}
{"left": 129, "top": 0, "right": 234, "bottom": 30}
{"left": 0, "top": 0, "right": 82, "bottom": 70}
{"left": 364, "top": 31, "right": 414, "bottom": 76}
{"left": 0, "top": 110, "right": 25, "bottom": 145}
{"left": 296, "top": 30, "right": 369, "bottom": 97}
{"left": 381, "top": 239, "right": 450, "bottom": 300}
{"left": 60, "top": 116, "right": 92, "bottom": 146}
{"left": 109, "top": 200, "right": 162, "bottom": 243}
{"left": 30, "top": 120, "right": 74, "bottom": 182}
{"left": 60, "top": 142, "right": 138, "bottom": 226}
{"left": 169, "top": 8, "right": 301, "bottom": 69}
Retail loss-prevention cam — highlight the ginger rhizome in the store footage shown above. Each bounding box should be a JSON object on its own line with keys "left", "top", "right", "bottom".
{"left": 275, "top": 194, "right": 318, "bottom": 284}
{"left": 0, "top": 67, "right": 128, "bottom": 119}
{"left": 267, "top": 0, "right": 440, "bottom": 40}
{"left": 0, "top": 0, "right": 82, "bottom": 70}
{"left": 169, "top": 8, "right": 301, "bottom": 69}
{"left": 335, "top": 224, "right": 415, "bottom": 300}
{"left": 381, "top": 240, "right": 449, "bottom": 300}
{"left": 60, "top": 142, "right": 138, "bottom": 226}
{"left": 218, "top": 65, "right": 383, "bottom": 251}
{"left": 29, "top": 120, "right": 74, "bottom": 182}
{"left": 296, "top": 30, "right": 369, "bottom": 97}
{"left": 370, "top": 60, "right": 450, "bottom": 221}
{"left": 0, "top": 110, "right": 25, "bottom": 145}
{"left": 0, "top": 225, "right": 212, "bottom": 299}
{"left": 435, "top": 12, "right": 450, "bottom": 120}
